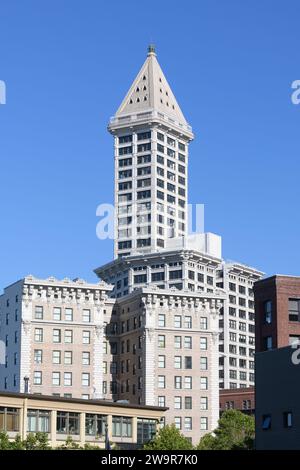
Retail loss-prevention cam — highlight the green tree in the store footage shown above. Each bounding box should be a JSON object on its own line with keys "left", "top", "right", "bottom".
{"left": 0, "top": 432, "right": 12, "bottom": 450}
{"left": 143, "top": 424, "right": 193, "bottom": 450}
{"left": 197, "top": 410, "right": 255, "bottom": 450}
{"left": 23, "top": 432, "right": 51, "bottom": 450}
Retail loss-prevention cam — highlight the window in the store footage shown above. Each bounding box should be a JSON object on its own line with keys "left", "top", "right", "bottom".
{"left": 82, "top": 309, "right": 91, "bottom": 323}
{"left": 283, "top": 412, "right": 293, "bottom": 428}
{"left": 262, "top": 414, "right": 271, "bottom": 430}
{"left": 158, "top": 314, "right": 166, "bottom": 327}
{"left": 184, "top": 336, "right": 192, "bottom": 349}
{"left": 158, "top": 355, "right": 166, "bottom": 368}
{"left": 200, "top": 317, "right": 208, "bottom": 330}
{"left": 200, "top": 377, "right": 208, "bottom": 390}
{"left": 0, "top": 407, "right": 19, "bottom": 432}
{"left": 52, "top": 372, "right": 60, "bottom": 386}
{"left": 65, "top": 308, "right": 73, "bottom": 321}
{"left": 82, "top": 331, "right": 91, "bottom": 344}
{"left": 200, "top": 397, "right": 208, "bottom": 410}
{"left": 174, "top": 396, "right": 182, "bottom": 409}
{"left": 174, "top": 315, "right": 182, "bottom": 328}
{"left": 137, "top": 154, "right": 151, "bottom": 164}
{"left": 85, "top": 414, "right": 107, "bottom": 436}
{"left": 289, "top": 299, "right": 300, "bottom": 322}
{"left": 33, "top": 371, "right": 42, "bottom": 385}
{"left": 174, "top": 336, "right": 182, "bottom": 349}
{"left": 119, "top": 135, "right": 132, "bottom": 144}
{"left": 184, "top": 316, "right": 192, "bottom": 329}
{"left": 185, "top": 356, "right": 192, "bottom": 369}
{"left": 34, "top": 306, "right": 43, "bottom": 320}
{"left": 157, "top": 132, "right": 164, "bottom": 141}
{"left": 27, "top": 409, "right": 50, "bottom": 433}
{"left": 174, "top": 376, "right": 182, "bottom": 389}
{"left": 82, "top": 373, "right": 90, "bottom": 387}
{"left": 53, "top": 307, "right": 61, "bottom": 321}
{"left": 112, "top": 416, "right": 132, "bottom": 437}
{"left": 174, "top": 417, "right": 182, "bottom": 430}
{"left": 64, "top": 351, "right": 72, "bottom": 365}
{"left": 184, "top": 417, "right": 192, "bottom": 431}
{"left": 34, "top": 328, "right": 43, "bottom": 343}
{"left": 264, "top": 336, "right": 273, "bottom": 351}
{"left": 174, "top": 356, "right": 182, "bottom": 369}
{"left": 82, "top": 352, "right": 90, "bottom": 365}
{"left": 57, "top": 412, "right": 80, "bottom": 435}
{"left": 64, "top": 372, "right": 72, "bottom": 386}
{"left": 184, "top": 376, "right": 192, "bottom": 389}
{"left": 52, "top": 350, "right": 61, "bottom": 364}
{"left": 64, "top": 330, "right": 73, "bottom": 344}
{"left": 200, "top": 417, "right": 208, "bottom": 431}
{"left": 138, "top": 143, "right": 151, "bottom": 153}
{"left": 200, "top": 357, "right": 208, "bottom": 370}
{"left": 200, "top": 337, "right": 207, "bottom": 350}
{"left": 158, "top": 335, "right": 165, "bottom": 348}
{"left": 53, "top": 329, "right": 61, "bottom": 343}
{"left": 158, "top": 396, "right": 166, "bottom": 407}
{"left": 34, "top": 350, "right": 42, "bottom": 364}
{"left": 158, "top": 376, "right": 166, "bottom": 388}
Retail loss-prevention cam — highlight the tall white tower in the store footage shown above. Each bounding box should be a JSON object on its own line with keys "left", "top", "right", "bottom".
{"left": 109, "top": 45, "right": 194, "bottom": 259}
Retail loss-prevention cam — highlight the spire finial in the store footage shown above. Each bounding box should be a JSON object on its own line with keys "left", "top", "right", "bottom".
{"left": 147, "top": 44, "right": 156, "bottom": 56}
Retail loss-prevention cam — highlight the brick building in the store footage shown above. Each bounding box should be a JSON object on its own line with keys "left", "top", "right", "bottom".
{"left": 254, "top": 275, "right": 300, "bottom": 352}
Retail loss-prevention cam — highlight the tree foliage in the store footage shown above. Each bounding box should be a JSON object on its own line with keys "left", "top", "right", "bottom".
{"left": 143, "top": 424, "right": 193, "bottom": 450}
{"left": 197, "top": 410, "right": 255, "bottom": 450}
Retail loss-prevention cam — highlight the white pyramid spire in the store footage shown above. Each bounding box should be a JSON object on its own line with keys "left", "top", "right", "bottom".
{"left": 115, "top": 45, "right": 189, "bottom": 127}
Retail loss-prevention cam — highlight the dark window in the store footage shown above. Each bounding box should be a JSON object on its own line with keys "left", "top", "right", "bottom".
{"left": 119, "top": 146, "right": 132, "bottom": 156}
{"left": 152, "top": 272, "right": 165, "bottom": 282}
{"left": 262, "top": 414, "right": 271, "bottom": 430}
{"left": 137, "top": 131, "right": 151, "bottom": 141}
{"left": 134, "top": 274, "right": 147, "bottom": 284}
{"left": 289, "top": 299, "right": 300, "bottom": 322}
{"left": 283, "top": 412, "right": 293, "bottom": 428}
{"left": 138, "top": 143, "right": 151, "bottom": 153}
{"left": 119, "top": 135, "right": 132, "bottom": 144}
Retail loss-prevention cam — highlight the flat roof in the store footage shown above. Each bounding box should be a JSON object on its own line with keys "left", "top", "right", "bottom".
{"left": 0, "top": 391, "right": 168, "bottom": 412}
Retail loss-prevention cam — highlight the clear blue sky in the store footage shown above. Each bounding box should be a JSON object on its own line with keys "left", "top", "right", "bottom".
{"left": 1, "top": 0, "right": 300, "bottom": 288}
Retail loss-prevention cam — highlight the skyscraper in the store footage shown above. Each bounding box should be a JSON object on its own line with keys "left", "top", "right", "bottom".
{"left": 110, "top": 45, "right": 193, "bottom": 259}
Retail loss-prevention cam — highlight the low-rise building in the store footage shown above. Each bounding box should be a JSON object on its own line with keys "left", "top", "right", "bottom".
{"left": 0, "top": 391, "right": 166, "bottom": 449}
{"left": 219, "top": 387, "right": 254, "bottom": 415}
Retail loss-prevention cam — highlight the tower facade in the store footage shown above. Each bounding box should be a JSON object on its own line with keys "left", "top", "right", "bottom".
{"left": 109, "top": 46, "right": 194, "bottom": 259}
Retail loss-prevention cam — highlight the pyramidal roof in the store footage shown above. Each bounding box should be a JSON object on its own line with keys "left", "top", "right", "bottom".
{"left": 115, "top": 45, "right": 189, "bottom": 127}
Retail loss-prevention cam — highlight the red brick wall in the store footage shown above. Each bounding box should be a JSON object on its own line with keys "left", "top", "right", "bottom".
{"left": 254, "top": 276, "right": 300, "bottom": 352}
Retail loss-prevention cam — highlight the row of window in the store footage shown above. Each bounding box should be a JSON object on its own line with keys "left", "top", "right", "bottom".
{"left": 229, "top": 308, "right": 255, "bottom": 321}
{"left": 174, "top": 416, "right": 208, "bottom": 432}
{"left": 0, "top": 407, "right": 150, "bottom": 439}
{"left": 157, "top": 375, "right": 208, "bottom": 390}
{"left": 33, "top": 371, "right": 90, "bottom": 387}
{"left": 229, "top": 283, "right": 254, "bottom": 296}
{"left": 34, "top": 349, "right": 90, "bottom": 366}
{"left": 34, "top": 328, "right": 91, "bottom": 344}
{"left": 158, "top": 335, "right": 208, "bottom": 350}
{"left": 33, "top": 306, "right": 92, "bottom": 322}
{"left": 229, "top": 296, "right": 254, "bottom": 309}
{"left": 157, "top": 395, "right": 208, "bottom": 410}
{"left": 157, "top": 314, "right": 208, "bottom": 329}
{"left": 158, "top": 355, "right": 208, "bottom": 370}
{"left": 118, "top": 132, "right": 186, "bottom": 152}
{"left": 227, "top": 370, "right": 255, "bottom": 381}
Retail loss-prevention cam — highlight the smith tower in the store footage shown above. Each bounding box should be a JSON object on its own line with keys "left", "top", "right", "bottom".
{"left": 108, "top": 45, "right": 194, "bottom": 259}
